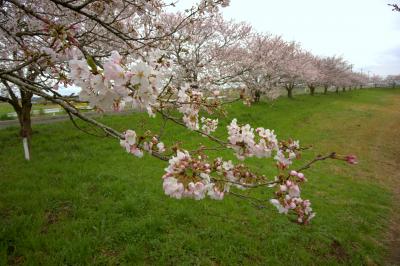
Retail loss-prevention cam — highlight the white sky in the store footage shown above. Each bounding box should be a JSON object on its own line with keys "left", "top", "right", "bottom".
{"left": 172, "top": 0, "right": 400, "bottom": 76}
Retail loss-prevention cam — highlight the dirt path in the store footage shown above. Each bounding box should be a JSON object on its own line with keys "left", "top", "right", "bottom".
{"left": 378, "top": 97, "right": 400, "bottom": 265}
{"left": 366, "top": 94, "right": 400, "bottom": 265}
{"left": 328, "top": 92, "right": 400, "bottom": 264}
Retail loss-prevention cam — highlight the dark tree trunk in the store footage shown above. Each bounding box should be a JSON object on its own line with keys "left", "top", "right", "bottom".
{"left": 252, "top": 89, "right": 261, "bottom": 102}
{"left": 336, "top": 87, "right": 339, "bottom": 93}
{"left": 324, "top": 85, "right": 328, "bottom": 94}
{"left": 342, "top": 87, "right": 346, "bottom": 92}
{"left": 19, "top": 99, "right": 33, "bottom": 138}
{"left": 18, "top": 91, "right": 33, "bottom": 160}
{"left": 286, "top": 85, "right": 293, "bottom": 99}
{"left": 309, "top": 85, "right": 315, "bottom": 96}
{"left": 287, "top": 88, "right": 293, "bottom": 99}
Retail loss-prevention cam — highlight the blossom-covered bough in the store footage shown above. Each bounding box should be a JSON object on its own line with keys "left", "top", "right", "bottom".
{"left": 0, "top": 0, "right": 358, "bottom": 225}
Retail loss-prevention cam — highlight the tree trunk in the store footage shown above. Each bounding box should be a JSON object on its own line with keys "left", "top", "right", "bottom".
{"left": 19, "top": 102, "right": 33, "bottom": 138}
{"left": 335, "top": 87, "right": 339, "bottom": 93}
{"left": 2, "top": 63, "right": 37, "bottom": 160}
{"left": 342, "top": 87, "right": 346, "bottom": 92}
{"left": 5, "top": 95, "right": 33, "bottom": 161}
{"left": 324, "top": 85, "right": 328, "bottom": 94}
{"left": 286, "top": 86, "right": 293, "bottom": 99}
{"left": 309, "top": 85, "right": 315, "bottom": 96}
{"left": 18, "top": 91, "right": 33, "bottom": 160}
{"left": 253, "top": 89, "right": 261, "bottom": 102}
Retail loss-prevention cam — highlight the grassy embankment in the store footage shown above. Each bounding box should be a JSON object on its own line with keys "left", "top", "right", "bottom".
{"left": 1, "top": 88, "right": 399, "bottom": 265}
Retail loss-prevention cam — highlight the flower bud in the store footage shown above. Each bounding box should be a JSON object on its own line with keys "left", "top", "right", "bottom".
{"left": 290, "top": 170, "right": 298, "bottom": 176}
{"left": 345, "top": 155, "right": 358, "bottom": 164}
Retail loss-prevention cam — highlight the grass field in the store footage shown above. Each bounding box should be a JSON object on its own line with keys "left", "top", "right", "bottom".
{"left": 0, "top": 102, "right": 63, "bottom": 114}
{"left": 0, "top": 102, "right": 90, "bottom": 121}
{"left": 1, "top": 88, "right": 399, "bottom": 265}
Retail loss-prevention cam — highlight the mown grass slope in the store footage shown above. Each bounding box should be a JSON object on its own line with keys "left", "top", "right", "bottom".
{"left": 1, "top": 88, "right": 399, "bottom": 265}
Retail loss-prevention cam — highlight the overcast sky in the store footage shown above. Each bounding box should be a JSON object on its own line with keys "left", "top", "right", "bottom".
{"left": 173, "top": 0, "right": 400, "bottom": 76}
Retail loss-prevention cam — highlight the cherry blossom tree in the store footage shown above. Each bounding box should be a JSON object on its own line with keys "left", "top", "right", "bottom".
{"left": 278, "top": 45, "right": 309, "bottom": 98}
{"left": 161, "top": 12, "right": 252, "bottom": 92}
{"left": 298, "top": 53, "right": 321, "bottom": 96}
{"left": 385, "top": 74, "right": 400, "bottom": 88}
{"left": 238, "top": 34, "right": 291, "bottom": 102}
{"left": 319, "top": 56, "right": 347, "bottom": 94}
{"left": 348, "top": 71, "right": 369, "bottom": 90}
{"left": 370, "top": 74, "right": 383, "bottom": 88}
{"left": 0, "top": 0, "right": 229, "bottom": 158}
{"left": 326, "top": 59, "right": 352, "bottom": 93}
{"left": 308, "top": 54, "right": 368, "bottom": 95}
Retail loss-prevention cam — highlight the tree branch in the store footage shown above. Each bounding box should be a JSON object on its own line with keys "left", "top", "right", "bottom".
{"left": 296, "top": 152, "right": 337, "bottom": 172}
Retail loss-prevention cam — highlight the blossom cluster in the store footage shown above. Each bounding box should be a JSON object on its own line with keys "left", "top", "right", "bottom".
{"left": 40, "top": 24, "right": 80, "bottom": 63}
{"left": 213, "top": 157, "right": 266, "bottom": 190}
{"left": 177, "top": 86, "right": 204, "bottom": 130}
{"left": 162, "top": 150, "right": 224, "bottom": 200}
{"left": 201, "top": 117, "right": 219, "bottom": 135}
{"left": 116, "top": 123, "right": 359, "bottom": 226}
{"left": 227, "top": 119, "right": 256, "bottom": 159}
{"left": 120, "top": 129, "right": 165, "bottom": 158}
{"left": 69, "top": 51, "right": 162, "bottom": 116}
{"left": 274, "top": 141, "right": 300, "bottom": 170}
{"left": 227, "top": 119, "right": 298, "bottom": 166}
{"left": 270, "top": 170, "right": 315, "bottom": 224}
{"left": 275, "top": 140, "right": 301, "bottom": 169}
{"left": 117, "top": 115, "right": 319, "bottom": 224}
{"left": 161, "top": 149, "right": 273, "bottom": 200}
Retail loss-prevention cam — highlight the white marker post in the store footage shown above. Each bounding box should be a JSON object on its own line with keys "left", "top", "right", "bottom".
{"left": 22, "top": 137, "right": 30, "bottom": 161}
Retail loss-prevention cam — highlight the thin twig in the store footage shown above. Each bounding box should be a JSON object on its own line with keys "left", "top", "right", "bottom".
{"left": 296, "top": 152, "right": 336, "bottom": 172}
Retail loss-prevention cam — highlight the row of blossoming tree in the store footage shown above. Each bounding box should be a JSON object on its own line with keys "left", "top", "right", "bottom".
{"left": 161, "top": 11, "right": 375, "bottom": 101}
{"left": 0, "top": 0, "right": 359, "bottom": 224}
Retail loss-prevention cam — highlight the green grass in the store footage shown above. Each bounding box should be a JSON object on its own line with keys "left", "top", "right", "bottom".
{"left": 0, "top": 88, "right": 399, "bottom": 265}
{"left": 0, "top": 102, "right": 14, "bottom": 116}
{"left": 0, "top": 102, "right": 74, "bottom": 120}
